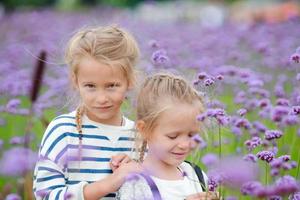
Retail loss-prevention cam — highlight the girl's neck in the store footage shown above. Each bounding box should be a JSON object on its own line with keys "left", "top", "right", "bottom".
{"left": 142, "top": 155, "right": 183, "bottom": 180}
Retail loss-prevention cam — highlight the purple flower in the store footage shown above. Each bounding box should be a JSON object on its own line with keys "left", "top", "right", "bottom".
{"left": 234, "top": 118, "right": 251, "bottom": 129}
{"left": 253, "top": 121, "right": 267, "bottom": 133}
{"left": 237, "top": 108, "right": 247, "bottom": 116}
{"left": 216, "top": 74, "right": 224, "bottom": 80}
{"left": 5, "top": 99, "right": 21, "bottom": 113}
{"left": 243, "top": 154, "right": 258, "bottom": 163}
{"left": 265, "top": 130, "right": 283, "bottom": 140}
{"left": 276, "top": 98, "right": 290, "bottom": 106}
{"left": 289, "top": 192, "right": 300, "bottom": 200}
{"left": 290, "top": 53, "right": 300, "bottom": 63}
{"left": 0, "top": 147, "right": 37, "bottom": 176}
{"left": 271, "top": 106, "right": 290, "bottom": 122}
{"left": 274, "top": 175, "right": 299, "bottom": 196}
{"left": 241, "top": 181, "right": 263, "bottom": 196}
{"left": 197, "top": 113, "right": 206, "bottom": 121}
{"left": 258, "top": 98, "right": 271, "bottom": 108}
{"left": 204, "top": 78, "right": 215, "bottom": 86}
{"left": 283, "top": 115, "right": 299, "bottom": 126}
{"left": 198, "top": 72, "right": 208, "bottom": 80}
{"left": 292, "top": 106, "right": 300, "bottom": 115}
{"left": 245, "top": 137, "right": 262, "bottom": 151}
{"left": 5, "top": 193, "right": 21, "bottom": 200}
{"left": 201, "top": 153, "right": 219, "bottom": 167}
{"left": 257, "top": 150, "right": 274, "bottom": 163}
{"left": 151, "top": 49, "right": 170, "bottom": 66}
{"left": 215, "top": 156, "right": 259, "bottom": 189}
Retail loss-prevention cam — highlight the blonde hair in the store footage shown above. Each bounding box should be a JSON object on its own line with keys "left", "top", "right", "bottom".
{"left": 65, "top": 25, "right": 140, "bottom": 86}
{"left": 136, "top": 73, "right": 205, "bottom": 162}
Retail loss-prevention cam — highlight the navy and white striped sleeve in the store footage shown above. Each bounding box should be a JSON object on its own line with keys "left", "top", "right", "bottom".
{"left": 33, "top": 118, "right": 88, "bottom": 200}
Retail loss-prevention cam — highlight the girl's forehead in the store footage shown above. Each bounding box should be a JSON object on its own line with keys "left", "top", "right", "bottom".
{"left": 76, "top": 56, "right": 127, "bottom": 80}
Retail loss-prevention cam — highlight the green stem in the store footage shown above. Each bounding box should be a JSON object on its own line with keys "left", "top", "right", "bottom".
{"left": 265, "top": 162, "right": 268, "bottom": 185}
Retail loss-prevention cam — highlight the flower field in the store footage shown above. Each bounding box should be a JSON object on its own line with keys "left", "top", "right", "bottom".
{"left": 0, "top": 5, "right": 300, "bottom": 200}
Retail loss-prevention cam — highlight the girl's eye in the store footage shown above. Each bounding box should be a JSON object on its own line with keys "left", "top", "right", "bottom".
{"left": 167, "top": 135, "right": 177, "bottom": 140}
{"left": 85, "top": 84, "right": 95, "bottom": 88}
{"left": 107, "top": 83, "right": 120, "bottom": 88}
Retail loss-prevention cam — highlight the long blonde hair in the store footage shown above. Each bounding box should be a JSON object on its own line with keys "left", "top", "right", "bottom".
{"left": 65, "top": 25, "right": 140, "bottom": 87}
{"left": 136, "top": 73, "right": 205, "bottom": 162}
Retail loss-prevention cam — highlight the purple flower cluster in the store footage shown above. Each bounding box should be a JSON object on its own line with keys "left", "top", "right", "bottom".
{"left": 256, "top": 150, "right": 274, "bottom": 163}
{"left": 245, "top": 137, "right": 262, "bottom": 151}
{"left": 265, "top": 130, "right": 283, "bottom": 140}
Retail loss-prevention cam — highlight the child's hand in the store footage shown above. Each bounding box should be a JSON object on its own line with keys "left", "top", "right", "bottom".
{"left": 186, "top": 192, "right": 220, "bottom": 200}
{"left": 112, "top": 160, "right": 143, "bottom": 189}
{"left": 110, "top": 153, "right": 131, "bottom": 172}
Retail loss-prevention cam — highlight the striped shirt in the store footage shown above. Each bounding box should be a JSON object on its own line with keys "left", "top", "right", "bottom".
{"left": 33, "top": 111, "right": 136, "bottom": 200}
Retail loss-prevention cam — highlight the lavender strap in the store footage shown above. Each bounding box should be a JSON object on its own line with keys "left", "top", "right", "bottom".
{"left": 140, "top": 173, "right": 162, "bottom": 200}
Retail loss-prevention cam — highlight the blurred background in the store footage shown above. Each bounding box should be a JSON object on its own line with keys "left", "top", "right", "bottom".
{"left": 0, "top": 0, "right": 300, "bottom": 200}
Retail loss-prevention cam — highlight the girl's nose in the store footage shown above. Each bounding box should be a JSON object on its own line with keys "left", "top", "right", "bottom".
{"left": 178, "top": 137, "right": 192, "bottom": 149}
{"left": 96, "top": 91, "right": 109, "bottom": 104}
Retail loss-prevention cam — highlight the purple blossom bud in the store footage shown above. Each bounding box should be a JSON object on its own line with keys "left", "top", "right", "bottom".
{"left": 283, "top": 115, "right": 299, "bottom": 126}
{"left": 234, "top": 118, "right": 252, "bottom": 129}
{"left": 241, "top": 181, "right": 263, "bottom": 195}
{"left": 237, "top": 108, "right": 247, "bottom": 116}
{"left": 253, "top": 121, "right": 267, "bottom": 133}
{"left": 291, "top": 161, "right": 297, "bottom": 168}
{"left": 271, "top": 168, "right": 280, "bottom": 176}
{"left": 197, "top": 113, "right": 206, "bottom": 121}
{"left": 276, "top": 98, "right": 290, "bottom": 106}
{"left": 151, "top": 49, "right": 170, "bottom": 66}
{"left": 5, "top": 99, "right": 21, "bottom": 113}
{"left": 245, "top": 137, "right": 262, "bottom": 151}
{"left": 271, "top": 106, "right": 290, "bottom": 122}
{"left": 257, "top": 150, "right": 274, "bottom": 163}
{"left": 290, "top": 53, "right": 300, "bottom": 63}
{"left": 265, "top": 130, "right": 283, "bottom": 140}
{"left": 270, "top": 158, "right": 283, "bottom": 169}
{"left": 243, "top": 154, "right": 257, "bottom": 163}
{"left": 216, "top": 74, "right": 224, "bottom": 80}
{"left": 258, "top": 98, "right": 271, "bottom": 108}
{"left": 282, "top": 162, "right": 293, "bottom": 170}
{"left": 198, "top": 72, "right": 208, "bottom": 80}
{"left": 292, "top": 106, "right": 300, "bottom": 115}
{"left": 204, "top": 78, "right": 215, "bottom": 86}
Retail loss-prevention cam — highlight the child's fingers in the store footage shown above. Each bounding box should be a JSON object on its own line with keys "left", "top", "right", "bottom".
{"left": 111, "top": 153, "right": 128, "bottom": 166}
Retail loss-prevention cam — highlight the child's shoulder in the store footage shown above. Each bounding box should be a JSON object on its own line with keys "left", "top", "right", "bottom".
{"left": 45, "top": 111, "right": 77, "bottom": 131}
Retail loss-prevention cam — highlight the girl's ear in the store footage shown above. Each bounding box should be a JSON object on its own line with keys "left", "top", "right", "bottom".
{"left": 136, "top": 120, "right": 146, "bottom": 135}
{"left": 136, "top": 120, "right": 145, "bottom": 132}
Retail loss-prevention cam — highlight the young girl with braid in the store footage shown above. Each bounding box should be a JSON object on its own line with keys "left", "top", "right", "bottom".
{"left": 33, "top": 25, "right": 143, "bottom": 200}
{"left": 117, "top": 73, "right": 219, "bottom": 200}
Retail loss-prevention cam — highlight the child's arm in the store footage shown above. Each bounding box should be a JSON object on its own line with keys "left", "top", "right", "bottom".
{"left": 83, "top": 161, "right": 143, "bottom": 200}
